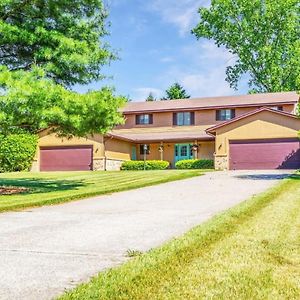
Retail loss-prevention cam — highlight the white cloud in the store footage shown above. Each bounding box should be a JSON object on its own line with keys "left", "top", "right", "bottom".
{"left": 147, "top": 0, "right": 210, "bottom": 36}
{"left": 132, "top": 87, "right": 163, "bottom": 101}
{"left": 160, "top": 56, "right": 175, "bottom": 63}
{"left": 180, "top": 69, "right": 234, "bottom": 97}
{"left": 156, "top": 40, "right": 236, "bottom": 98}
{"left": 158, "top": 64, "right": 234, "bottom": 98}
{"left": 182, "top": 41, "right": 234, "bottom": 63}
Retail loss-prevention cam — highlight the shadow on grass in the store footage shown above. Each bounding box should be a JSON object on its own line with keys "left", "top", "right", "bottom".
{"left": 235, "top": 173, "right": 300, "bottom": 181}
{"left": 0, "top": 178, "right": 86, "bottom": 195}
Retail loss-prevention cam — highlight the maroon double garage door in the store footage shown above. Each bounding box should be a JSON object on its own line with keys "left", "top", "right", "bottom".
{"left": 230, "top": 138, "right": 300, "bottom": 170}
{"left": 40, "top": 146, "right": 93, "bottom": 171}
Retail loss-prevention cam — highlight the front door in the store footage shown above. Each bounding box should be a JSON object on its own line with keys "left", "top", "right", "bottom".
{"left": 131, "top": 146, "right": 137, "bottom": 160}
{"left": 175, "top": 144, "right": 192, "bottom": 163}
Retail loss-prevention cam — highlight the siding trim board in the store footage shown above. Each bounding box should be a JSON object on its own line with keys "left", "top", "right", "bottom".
{"left": 229, "top": 138, "right": 299, "bottom": 144}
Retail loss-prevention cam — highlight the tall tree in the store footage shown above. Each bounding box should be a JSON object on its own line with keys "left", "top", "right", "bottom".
{"left": 146, "top": 92, "right": 156, "bottom": 102}
{"left": 162, "top": 83, "right": 190, "bottom": 100}
{"left": 192, "top": 0, "right": 300, "bottom": 93}
{"left": 0, "top": 0, "right": 114, "bottom": 86}
{"left": 0, "top": 67, "right": 125, "bottom": 137}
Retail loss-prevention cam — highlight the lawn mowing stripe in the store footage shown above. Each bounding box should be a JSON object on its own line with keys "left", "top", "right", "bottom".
{"left": 58, "top": 173, "right": 299, "bottom": 300}
{"left": 0, "top": 170, "right": 204, "bottom": 212}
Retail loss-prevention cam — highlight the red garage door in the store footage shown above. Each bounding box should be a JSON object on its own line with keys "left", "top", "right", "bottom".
{"left": 229, "top": 139, "right": 300, "bottom": 170}
{"left": 40, "top": 146, "right": 93, "bottom": 171}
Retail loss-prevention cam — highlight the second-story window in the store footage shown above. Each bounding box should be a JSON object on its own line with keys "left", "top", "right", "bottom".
{"left": 216, "top": 109, "right": 235, "bottom": 121}
{"left": 136, "top": 114, "right": 153, "bottom": 125}
{"left": 270, "top": 106, "right": 283, "bottom": 111}
{"left": 173, "top": 112, "right": 195, "bottom": 126}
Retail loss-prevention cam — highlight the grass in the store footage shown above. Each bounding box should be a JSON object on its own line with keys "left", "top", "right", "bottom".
{"left": 0, "top": 169, "right": 205, "bottom": 212}
{"left": 59, "top": 173, "right": 300, "bottom": 300}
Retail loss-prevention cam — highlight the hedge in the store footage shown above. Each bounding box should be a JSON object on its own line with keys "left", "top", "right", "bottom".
{"left": 121, "top": 160, "right": 170, "bottom": 170}
{"left": 175, "top": 159, "right": 214, "bottom": 169}
{"left": 0, "top": 134, "right": 38, "bottom": 172}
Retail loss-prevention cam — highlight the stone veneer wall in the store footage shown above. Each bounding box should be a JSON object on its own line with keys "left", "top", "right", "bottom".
{"left": 93, "top": 158, "right": 125, "bottom": 171}
{"left": 93, "top": 158, "right": 105, "bottom": 171}
{"left": 105, "top": 159, "right": 124, "bottom": 171}
{"left": 214, "top": 155, "right": 228, "bottom": 170}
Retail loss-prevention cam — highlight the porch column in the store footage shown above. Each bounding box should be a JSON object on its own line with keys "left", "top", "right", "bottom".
{"left": 159, "top": 142, "right": 164, "bottom": 161}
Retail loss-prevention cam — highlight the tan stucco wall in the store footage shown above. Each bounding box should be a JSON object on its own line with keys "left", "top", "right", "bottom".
{"left": 213, "top": 111, "right": 300, "bottom": 170}
{"left": 105, "top": 138, "right": 132, "bottom": 161}
{"left": 120, "top": 104, "right": 296, "bottom": 129}
{"left": 136, "top": 141, "right": 215, "bottom": 168}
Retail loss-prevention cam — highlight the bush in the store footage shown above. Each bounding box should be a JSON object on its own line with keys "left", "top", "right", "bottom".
{"left": 0, "top": 134, "right": 38, "bottom": 172}
{"left": 175, "top": 159, "right": 214, "bottom": 169}
{"left": 121, "top": 160, "right": 169, "bottom": 170}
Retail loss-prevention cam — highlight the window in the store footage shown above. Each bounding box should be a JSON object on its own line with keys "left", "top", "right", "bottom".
{"left": 139, "top": 144, "right": 150, "bottom": 155}
{"left": 136, "top": 114, "right": 153, "bottom": 125}
{"left": 270, "top": 106, "right": 283, "bottom": 111}
{"left": 173, "top": 112, "right": 195, "bottom": 126}
{"left": 216, "top": 109, "right": 235, "bottom": 121}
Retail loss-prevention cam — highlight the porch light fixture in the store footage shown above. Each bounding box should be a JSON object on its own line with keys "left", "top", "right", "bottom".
{"left": 192, "top": 144, "right": 199, "bottom": 151}
{"left": 192, "top": 144, "right": 199, "bottom": 160}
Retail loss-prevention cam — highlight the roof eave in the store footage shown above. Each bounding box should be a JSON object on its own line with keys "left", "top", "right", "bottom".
{"left": 122, "top": 101, "right": 298, "bottom": 115}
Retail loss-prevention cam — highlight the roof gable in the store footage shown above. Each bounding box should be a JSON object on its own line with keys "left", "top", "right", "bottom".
{"left": 206, "top": 107, "right": 300, "bottom": 135}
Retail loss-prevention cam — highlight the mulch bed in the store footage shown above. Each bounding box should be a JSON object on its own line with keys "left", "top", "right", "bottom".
{"left": 0, "top": 186, "right": 29, "bottom": 195}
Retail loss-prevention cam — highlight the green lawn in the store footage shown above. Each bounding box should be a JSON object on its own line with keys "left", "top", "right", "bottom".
{"left": 59, "top": 173, "right": 300, "bottom": 300}
{"left": 0, "top": 170, "right": 205, "bottom": 212}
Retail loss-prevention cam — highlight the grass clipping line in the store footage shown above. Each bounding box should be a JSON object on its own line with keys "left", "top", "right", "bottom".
{"left": 59, "top": 174, "right": 299, "bottom": 300}
{"left": 0, "top": 170, "right": 204, "bottom": 213}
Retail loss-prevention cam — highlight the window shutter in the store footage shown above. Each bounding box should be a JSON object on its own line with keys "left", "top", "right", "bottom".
{"left": 231, "top": 109, "right": 236, "bottom": 119}
{"left": 173, "top": 113, "right": 177, "bottom": 125}
{"left": 190, "top": 112, "right": 195, "bottom": 125}
{"left": 149, "top": 114, "right": 153, "bottom": 124}
{"left": 216, "top": 110, "right": 221, "bottom": 121}
{"left": 135, "top": 115, "right": 140, "bottom": 125}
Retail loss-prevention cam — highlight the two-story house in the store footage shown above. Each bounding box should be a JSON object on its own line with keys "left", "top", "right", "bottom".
{"left": 33, "top": 91, "right": 300, "bottom": 171}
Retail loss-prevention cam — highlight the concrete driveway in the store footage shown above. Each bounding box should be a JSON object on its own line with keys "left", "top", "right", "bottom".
{"left": 0, "top": 170, "right": 293, "bottom": 300}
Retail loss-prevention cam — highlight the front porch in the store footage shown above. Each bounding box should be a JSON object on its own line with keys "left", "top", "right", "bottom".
{"left": 109, "top": 125, "right": 216, "bottom": 168}
{"left": 135, "top": 141, "right": 215, "bottom": 168}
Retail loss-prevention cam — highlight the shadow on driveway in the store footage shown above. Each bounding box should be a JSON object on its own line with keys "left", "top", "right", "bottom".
{"left": 235, "top": 173, "right": 299, "bottom": 181}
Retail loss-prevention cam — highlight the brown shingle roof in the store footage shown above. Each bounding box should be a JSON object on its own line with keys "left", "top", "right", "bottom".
{"left": 108, "top": 125, "right": 214, "bottom": 143}
{"left": 122, "top": 91, "right": 299, "bottom": 114}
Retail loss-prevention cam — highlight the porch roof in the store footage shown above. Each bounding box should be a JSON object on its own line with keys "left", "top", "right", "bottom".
{"left": 108, "top": 125, "right": 214, "bottom": 143}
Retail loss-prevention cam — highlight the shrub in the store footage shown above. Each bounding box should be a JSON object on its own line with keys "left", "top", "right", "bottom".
{"left": 175, "top": 159, "right": 214, "bottom": 169}
{"left": 121, "top": 160, "right": 169, "bottom": 170}
{"left": 0, "top": 134, "right": 38, "bottom": 172}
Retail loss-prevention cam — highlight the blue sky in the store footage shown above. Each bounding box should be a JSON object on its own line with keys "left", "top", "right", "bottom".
{"left": 75, "top": 0, "right": 248, "bottom": 101}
